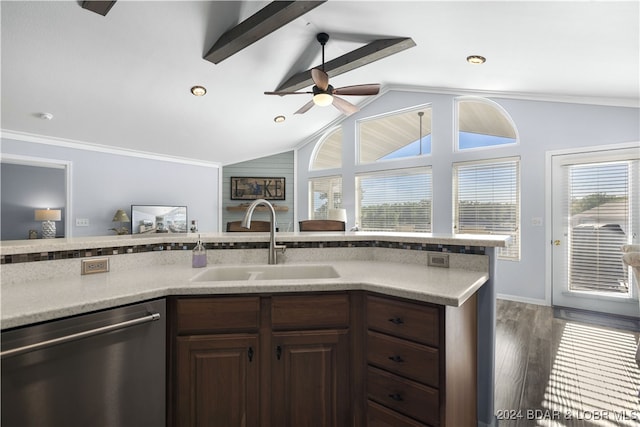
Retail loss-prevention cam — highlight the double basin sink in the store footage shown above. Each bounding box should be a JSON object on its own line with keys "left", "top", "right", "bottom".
{"left": 191, "top": 264, "right": 340, "bottom": 282}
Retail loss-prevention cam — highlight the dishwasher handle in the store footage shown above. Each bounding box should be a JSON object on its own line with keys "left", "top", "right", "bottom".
{"left": 1, "top": 312, "right": 161, "bottom": 359}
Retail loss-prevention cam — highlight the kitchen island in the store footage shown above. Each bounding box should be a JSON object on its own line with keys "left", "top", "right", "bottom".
{"left": 1, "top": 232, "right": 507, "bottom": 426}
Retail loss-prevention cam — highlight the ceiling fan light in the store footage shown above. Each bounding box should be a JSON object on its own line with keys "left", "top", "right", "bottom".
{"left": 313, "top": 93, "right": 333, "bottom": 107}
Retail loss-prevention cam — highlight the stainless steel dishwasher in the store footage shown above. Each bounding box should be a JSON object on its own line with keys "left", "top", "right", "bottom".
{"left": 1, "top": 298, "right": 166, "bottom": 427}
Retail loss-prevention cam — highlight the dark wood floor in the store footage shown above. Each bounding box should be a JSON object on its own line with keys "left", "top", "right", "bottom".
{"left": 495, "top": 299, "right": 640, "bottom": 426}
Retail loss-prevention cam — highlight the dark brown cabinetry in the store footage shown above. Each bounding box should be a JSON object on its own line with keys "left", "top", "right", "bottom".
{"left": 168, "top": 293, "right": 350, "bottom": 427}
{"left": 168, "top": 290, "right": 477, "bottom": 427}
{"left": 365, "top": 293, "right": 478, "bottom": 427}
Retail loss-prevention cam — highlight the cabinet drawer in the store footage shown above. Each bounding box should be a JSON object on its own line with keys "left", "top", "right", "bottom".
{"left": 367, "top": 330, "right": 439, "bottom": 387}
{"left": 271, "top": 293, "right": 349, "bottom": 330}
{"left": 367, "top": 400, "right": 428, "bottom": 427}
{"left": 176, "top": 297, "right": 260, "bottom": 334}
{"left": 367, "top": 295, "right": 440, "bottom": 347}
{"left": 367, "top": 366, "right": 439, "bottom": 427}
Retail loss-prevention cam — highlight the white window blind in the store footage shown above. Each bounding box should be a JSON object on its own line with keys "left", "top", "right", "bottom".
{"left": 309, "top": 176, "right": 343, "bottom": 219}
{"left": 356, "top": 167, "right": 432, "bottom": 232}
{"left": 453, "top": 158, "right": 520, "bottom": 260}
{"left": 567, "top": 161, "right": 632, "bottom": 294}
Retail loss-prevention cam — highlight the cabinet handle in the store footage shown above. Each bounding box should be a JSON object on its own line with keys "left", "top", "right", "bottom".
{"left": 276, "top": 345, "right": 282, "bottom": 360}
{"left": 388, "top": 355, "right": 404, "bottom": 363}
{"left": 388, "top": 317, "right": 404, "bottom": 325}
{"left": 388, "top": 393, "right": 404, "bottom": 402}
{"left": 248, "top": 347, "right": 254, "bottom": 362}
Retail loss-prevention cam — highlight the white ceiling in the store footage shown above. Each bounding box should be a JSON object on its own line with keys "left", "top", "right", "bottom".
{"left": 1, "top": 1, "right": 638, "bottom": 166}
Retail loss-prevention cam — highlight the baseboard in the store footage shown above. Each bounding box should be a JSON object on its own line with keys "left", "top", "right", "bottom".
{"left": 497, "top": 293, "right": 547, "bottom": 306}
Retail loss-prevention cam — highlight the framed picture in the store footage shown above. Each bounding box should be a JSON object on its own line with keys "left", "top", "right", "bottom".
{"left": 230, "top": 177, "right": 286, "bottom": 201}
{"left": 131, "top": 205, "right": 187, "bottom": 234}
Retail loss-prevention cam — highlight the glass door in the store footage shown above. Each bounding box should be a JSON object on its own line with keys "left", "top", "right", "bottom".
{"left": 551, "top": 147, "right": 639, "bottom": 316}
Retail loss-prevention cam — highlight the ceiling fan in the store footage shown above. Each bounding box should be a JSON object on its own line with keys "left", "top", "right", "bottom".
{"left": 264, "top": 32, "right": 381, "bottom": 116}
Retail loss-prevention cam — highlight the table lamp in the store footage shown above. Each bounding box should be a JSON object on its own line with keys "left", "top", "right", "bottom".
{"left": 111, "top": 209, "right": 131, "bottom": 235}
{"left": 34, "top": 208, "right": 61, "bottom": 239}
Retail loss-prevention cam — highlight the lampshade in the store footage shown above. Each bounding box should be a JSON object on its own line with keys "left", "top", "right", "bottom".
{"left": 34, "top": 209, "right": 61, "bottom": 221}
{"left": 112, "top": 209, "right": 131, "bottom": 222}
{"left": 327, "top": 208, "right": 347, "bottom": 222}
{"left": 313, "top": 93, "right": 333, "bottom": 107}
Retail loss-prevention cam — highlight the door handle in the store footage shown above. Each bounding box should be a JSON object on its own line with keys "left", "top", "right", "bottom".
{"left": 554, "top": 240, "right": 561, "bottom": 246}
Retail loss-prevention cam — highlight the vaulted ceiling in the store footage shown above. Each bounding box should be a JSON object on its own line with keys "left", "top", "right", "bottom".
{"left": 1, "top": 1, "right": 638, "bottom": 166}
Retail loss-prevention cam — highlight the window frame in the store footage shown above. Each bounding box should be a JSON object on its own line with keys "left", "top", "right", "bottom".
{"left": 454, "top": 97, "right": 519, "bottom": 153}
{"left": 355, "top": 166, "right": 433, "bottom": 232}
{"left": 452, "top": 156, "right": 521, "bottom": 260}
{"left": 308, "top": 175, "right": 343, "bottom": 220}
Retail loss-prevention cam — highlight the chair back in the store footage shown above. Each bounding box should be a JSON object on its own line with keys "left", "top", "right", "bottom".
{"left": 226, "top": 221, "right": 272, "bottom": 232}
{"left": 298, "top": 220, "right": 345, "bottom": 232}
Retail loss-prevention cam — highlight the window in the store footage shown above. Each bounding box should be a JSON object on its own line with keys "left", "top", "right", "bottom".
{"left": 356, "top": 167, "right": 432, "bottom": 232}
{"left": 310, "top": 127, "right": 342, "bottom": 170}
{"left": 567, "top": 160, "right": 636, "bottom": 294}
{"left": 358, "top": 105, "right": 432, "bottom": 163}
{"left": 456, "top": 98, "right": 517, "bottom": 150}
{"left": 453, "top": 158, "right": 520, "bottom": 260}
{"left": 309, "top": 176, "right": 342, "bottom": 219}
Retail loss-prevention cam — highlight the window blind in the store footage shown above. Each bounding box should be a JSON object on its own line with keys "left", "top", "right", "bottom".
{"left": 567, "top": 161, "right": 631, "bottom": 293}
{"left": 453, "top": 158, "right": 520, "bottom": 260}
{"left": 356, "top": 167, "right": 432, "bottom": 232}
{"left": 309, "top": 176, "right": 343, "bottom": 219}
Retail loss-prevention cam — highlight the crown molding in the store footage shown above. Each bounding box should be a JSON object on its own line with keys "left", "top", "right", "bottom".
{"left": 0, "top": 129, "right": 221, "bottom": 169}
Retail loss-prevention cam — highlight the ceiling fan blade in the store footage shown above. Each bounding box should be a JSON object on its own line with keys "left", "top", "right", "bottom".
{"left": 311, "top": 68, "right": 329, "bottom": 91}
{"left": 264, "top": 91, "right": 312, "bottom": 96}
{"left": 294, "top": 99, "right": 315, "bottom": 115}
{"left": 333, "top": 83, "right": 380, "bottom": 96}
{"left": 332, "top": 96, "right": 359, "bottom": 116}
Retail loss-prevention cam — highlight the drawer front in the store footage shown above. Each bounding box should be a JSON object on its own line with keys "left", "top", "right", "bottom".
{"left": 367, "top": 400, "right": 429, "bottom": 427}
{"left": 176, "top": 297, "right": 260, "bottom": 334}
{"left": 367, "top": 295, "right": 440, "bottom": 347}
{"left": 367, "top": 366, "right": 439, "bottom": 426}
{"left": 271, "top": 293, "right": 349, "bottom": 330}
{"left": 367, "top": 330, "right": 439, "bottom": 387}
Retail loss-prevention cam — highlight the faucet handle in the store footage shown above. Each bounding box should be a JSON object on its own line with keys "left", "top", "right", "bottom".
{"left": 275, "top": 244, "right": 286, "bottom": 254}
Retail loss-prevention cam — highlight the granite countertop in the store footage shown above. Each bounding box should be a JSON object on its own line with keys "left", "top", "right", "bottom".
{"left": 1, "top": 260, "right": 489, "bottom": 330}
{"left": 0, "top": 231, "right": 508, "bottom": 256}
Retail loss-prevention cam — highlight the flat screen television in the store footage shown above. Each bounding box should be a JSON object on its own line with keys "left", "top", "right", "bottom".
{"left": 131, "top": 205, "right": 187, "bottom": 234}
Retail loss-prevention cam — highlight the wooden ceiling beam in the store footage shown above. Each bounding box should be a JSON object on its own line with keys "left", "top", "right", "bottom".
{"left": 204, "top": 1, "right": 326, "bottom": 65}
{"left": 81, "top": 1, "right": 117, "bottom": 16}
{"left": 275, "top": 37, "right": 416, "bottom": 92}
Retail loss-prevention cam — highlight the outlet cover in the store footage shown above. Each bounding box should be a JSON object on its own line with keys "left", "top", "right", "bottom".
{"left": 81, "top": 258, "right": 109, "bottom": 275}
{"left": 76, "top": 218, "right": 90, "bottom": 227}
{"left": 427, "top": 252, "right": 449, "bottom": 268}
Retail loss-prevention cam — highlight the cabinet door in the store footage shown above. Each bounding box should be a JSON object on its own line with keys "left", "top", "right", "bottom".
{"left": 176, "top": 334, "right": 259, "bottom": 427}
{"left": 271, "top": 330, "right": 350, "bottom": 427}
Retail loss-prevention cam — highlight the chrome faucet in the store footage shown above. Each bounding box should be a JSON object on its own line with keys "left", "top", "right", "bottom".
{"left": 241, "top": 198, "right": 286, "bottom": 264}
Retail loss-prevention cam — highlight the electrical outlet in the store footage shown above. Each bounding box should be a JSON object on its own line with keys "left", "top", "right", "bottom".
{"left": 427, "top": 253, "right": 449, "bottom": 268}
{"left": 76, "top": 218, "right": 90, "bottom": 227}
{"left": 81, "top": 258, "right": 109, "bottom": 275}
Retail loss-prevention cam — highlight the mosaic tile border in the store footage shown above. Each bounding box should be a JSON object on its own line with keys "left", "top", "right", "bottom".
{"left": 0, "top": 240, "right": 485, "bottom": 265}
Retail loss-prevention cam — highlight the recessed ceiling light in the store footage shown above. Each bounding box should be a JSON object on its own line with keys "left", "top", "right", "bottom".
{"left": 466, "top": 55, "right": 486, "bottom": 64}
{"left": 190, "top": 85, "right": 207, "bottom": 96}
{"left": 274, "top": 115, "right": 286, "bottom": 123}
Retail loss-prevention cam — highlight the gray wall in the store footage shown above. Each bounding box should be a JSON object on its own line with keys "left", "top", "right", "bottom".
{"left": 1, "top": 138, "right": 220, "bottom": 237}
{"left": 222, "top": 151, "right": 295, "bottom": 232}
{"left": 297, "top": 90, "right": 640, "bottom": 303}
{"left": 1, "top": 163, "right": 66, "bottom": 240}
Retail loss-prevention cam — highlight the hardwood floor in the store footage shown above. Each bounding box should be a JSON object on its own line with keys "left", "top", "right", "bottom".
{"left": 495, "top": 299, "right": 640, "bottom": 426}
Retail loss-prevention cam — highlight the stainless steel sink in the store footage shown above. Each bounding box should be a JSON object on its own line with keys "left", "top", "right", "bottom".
{"left": 191, "top": 264, "right": 340, "bottom": 282}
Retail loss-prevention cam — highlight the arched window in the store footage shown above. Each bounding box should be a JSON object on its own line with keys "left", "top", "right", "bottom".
{"left": 358, "top": 105, "right": 432, "bottom": 163}
{"left": 456, "top": 98, "right": 517, "bottom": 150}
{"left": 310, "top": 127, "right": 342, "bottom": 171}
